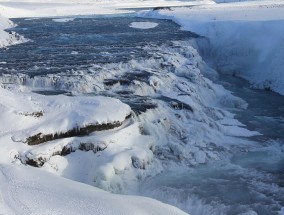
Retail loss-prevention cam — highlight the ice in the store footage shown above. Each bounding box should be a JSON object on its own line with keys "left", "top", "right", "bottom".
{"left": 141, "top": 144, "right": 284, "bottom": 214}
{"left": 52, "top": 18, "right": 75, "bottom": 23}
{"left": 129, "top": 22, "right": 159, "bottom": 29}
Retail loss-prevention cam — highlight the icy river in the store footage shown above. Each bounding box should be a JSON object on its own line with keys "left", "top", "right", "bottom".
{"left": 0, "top": 15, "right": 283, "bottom": 215}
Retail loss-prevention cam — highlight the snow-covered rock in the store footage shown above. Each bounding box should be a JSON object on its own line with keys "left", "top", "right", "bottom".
{"left": 0, "top": 87, "right": 131, "bottom": 145}
{"left": 0, "top": 16, "right": 27, "bottom": 48}
{"left": 0, "top": 85, "right": 157, "bottom": 198}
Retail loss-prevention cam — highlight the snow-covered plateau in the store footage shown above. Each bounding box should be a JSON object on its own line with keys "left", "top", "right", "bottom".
{"left": 0, "top": 0, "right": 284, "bottom": 215}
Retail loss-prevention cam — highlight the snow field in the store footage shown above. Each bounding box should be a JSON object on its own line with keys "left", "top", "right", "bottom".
{"left": 0, "top": 0, "right": 214, "bottom": 19}
{"left": 0, "top": 84, "right": 157, "bottom": 192}
{"left": 0, "top": 164, "right": 188, "bottom": 215}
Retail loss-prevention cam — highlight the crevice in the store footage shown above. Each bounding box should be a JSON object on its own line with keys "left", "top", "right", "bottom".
{"left": 23, "top": 141, "right": 108, "bottom": 167}
{"left": 26, "top": 114, "right": 131, "bottom": 145}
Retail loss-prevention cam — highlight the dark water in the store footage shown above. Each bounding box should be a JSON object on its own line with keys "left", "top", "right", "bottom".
{"left": 141, "top": 76, "right": 284, "bottom": 215}
{"left": 0, "top": 16, "right": 196, "bottom": 76}
{"left": 220, "top": 75, "right": 284, "bottom": 142}
{"left": 140, "top": 70, "right": 284, "bottom": 215}
{"left": 0, "top": 16, "right": 198, "bottom": 114}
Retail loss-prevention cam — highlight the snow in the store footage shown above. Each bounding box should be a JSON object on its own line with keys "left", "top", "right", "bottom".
{"left": 1, "top": 0, "right": 283, "bottom": 214}
{"left": 129, "top": 22, "right": 159, "bottom": 29}
{"left": 0, "top": 36, "right": 259, "bottom": 212}
{"left": 0, "top": 15, "right": 27, "bottom": 47}
{"left": 0, "top": 0, "right": 214, "bottom": 19}
{"left": 0, "top": 87, "right": 131, "bottom": 143}
{"left": 0, "top": 83, "right": 189, "bottom": 214}
{"left": 139, "top": 0, "right": 284, "bottom": 95}
{"left": 52, "top": 18, "right": 74, "bottom": 22}
{"left": 0, "top": 164, "right": 187, "bottom": 215}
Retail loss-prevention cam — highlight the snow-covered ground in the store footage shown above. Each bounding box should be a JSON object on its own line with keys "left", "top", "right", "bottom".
{"left": 0, "top": 16, "right": 27, "bottom": 47}
{"left": 139, "top": 0, "right": 284, "bottom": 95}
{"left": 0, "top": 164, "right": 188, "bottom": 215}
{"left": 0, "top": 0, "right": 214, "bottom": 18}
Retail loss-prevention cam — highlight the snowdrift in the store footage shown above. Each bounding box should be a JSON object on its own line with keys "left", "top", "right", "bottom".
{"left": 0, "top": 164, "right": 187, "bottom": 215}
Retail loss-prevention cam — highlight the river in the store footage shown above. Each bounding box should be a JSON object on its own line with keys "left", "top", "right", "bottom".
{"left": 140, "top": 74, "right": 284, "bottom": 215}
{"left": 0, "top": 14, "right": 283, "bottom": 215}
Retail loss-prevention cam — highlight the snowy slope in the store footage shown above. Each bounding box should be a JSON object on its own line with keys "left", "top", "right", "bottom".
{"left": 0, "top": 164, "right": 188, "bottom": 215}
{"left": 139, "top": 1, "right": 284, "bottom": 95}
{"left": 0, "top": 16, "right": 27, "bottom": 47}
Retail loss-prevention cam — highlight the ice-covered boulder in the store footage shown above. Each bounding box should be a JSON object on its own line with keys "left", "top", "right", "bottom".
{"left": 0, "top": 87, "right": 131, "bottom": 145}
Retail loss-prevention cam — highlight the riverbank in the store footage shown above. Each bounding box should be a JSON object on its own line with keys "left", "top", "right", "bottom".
{"left": 138, "top": 1, "right": 284, "bottom": 95}
{"left": 0, "top": 16, "right": 27, "bottom": 47}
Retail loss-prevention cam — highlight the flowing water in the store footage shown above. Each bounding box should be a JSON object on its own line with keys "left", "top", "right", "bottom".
{"left": 1, "top": 15, "right": 283, "bottom": 215}
{"left": 141, "top": 75, "right": 284, "bottom": 215}
{"left": 0, "top": 16, "right": 196, "bottom": 76}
